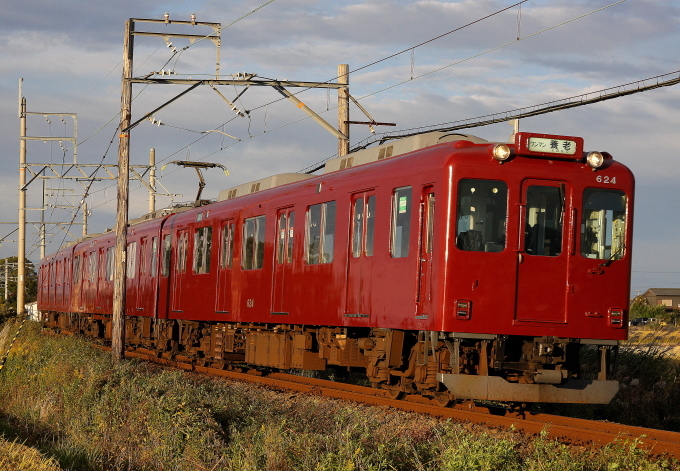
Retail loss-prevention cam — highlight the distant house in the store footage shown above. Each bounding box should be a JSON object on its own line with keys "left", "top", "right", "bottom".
{"left": 642, "top": 288, "right": 680, "bottom": 310}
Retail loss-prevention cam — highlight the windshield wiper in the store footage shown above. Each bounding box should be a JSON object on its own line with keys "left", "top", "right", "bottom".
{"left": 599, "top": 244, "right": 624, "bottom": 267}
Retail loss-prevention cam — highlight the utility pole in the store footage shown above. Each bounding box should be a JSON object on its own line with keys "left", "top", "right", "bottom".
{"left": 149, "top": 148, "right": 156, "bottom": 213}
{"left": 4, "top": 260, "right": 8, "bottom": 301}
{"left": 338, "top": 64, "right": 350, "bottom": 157}
{"left": 18, "top": 84, "right": 26, "bottom": 315}
{"left": 82, "top": 202, "right": 88, "bottom": 236}
{"left": 112, "top": 19, "right": 134, "bottom": 361}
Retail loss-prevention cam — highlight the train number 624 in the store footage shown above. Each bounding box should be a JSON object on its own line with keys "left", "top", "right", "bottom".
{"left": 596, "top": 175, "right": 616, "bottom": 184}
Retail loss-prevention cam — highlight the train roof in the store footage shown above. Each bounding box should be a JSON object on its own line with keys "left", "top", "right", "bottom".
{"left": 322, "top": 132, "right": 488, "bottom": 174}
{"left": 69, "top": 131, "right": 490, "bottom": 239}
{"left": 216, "top": 131, "right": 488, "bottom": 202}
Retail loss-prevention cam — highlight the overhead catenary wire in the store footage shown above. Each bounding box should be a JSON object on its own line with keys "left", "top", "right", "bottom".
{"left": 47, "top": 0, "right": 630, "bottom": 245}
{"left": 151, "top": 0, "right": 628, "bottom": 173}
{"left": 80, "top": 1, "right": 529, "bottom": 206}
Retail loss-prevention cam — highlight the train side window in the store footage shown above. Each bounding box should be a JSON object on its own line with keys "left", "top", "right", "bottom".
{"left": 161, "top": 235, "right": 171, "bottom": 277}
{"left": 150, "top": 237, "right": 158, "bottom": 277}
{"left": 366, "top": 195, "right": 376, "bottom": 256}
{"left": 286, "top": 212, "right": 295, "bottom": 263}
{"left": 425, "top": 193, "right": 435, "bottom": 254}
{"left": 139, "top": 238, "right": 148, "bottom": 277}
{"left": 193, "top": 226, "right": 213, "bottom": 274}
{"left": 306, "top": 201, "right": 336, "bottom": 264}
{"left": 73, "top": 256, "right": 81, "bottom": 283}
{"left": 456, "top": 179, "right": 508, "bottom": 252}
{"left": 581, "top": 188, "right": 626, "bottom": 260}
{"left": 106, "top": 247, "right": 114, "bottom": 280}
{"left": 351, "top": 198, "right": 364, "bottom": 258}
{"left": 277, "top": 213, "right": 287, "bottom": 263}
{"left": 127, "top": 242, "right": 137, "bottom": 278}
{"left": 243, "top": 216, "right": 266, "bottom": 270}
{"left": 220, "top": 222, "right": 235, "bottom": 269}
{"left": 391, "top": 186, "right": 412, "bottom": 258}
{"left": 276, "top": 211, "right": 295, "bottom": 264}
{"left": 176, "top": 232, "right": 188, "bottom": 273}
{"left": 88, "top": 252, "right": 97, "bottom": 283}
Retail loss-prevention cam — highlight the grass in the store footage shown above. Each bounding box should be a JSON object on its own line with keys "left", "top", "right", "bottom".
{"left": 0, "top": 319, "right": 678, "bottom": 470}
{"left": 0, "top": 436, "right": 63, "bottom": 471}
{"left": 543, "top": 326, "right": 680, "bottom": 431}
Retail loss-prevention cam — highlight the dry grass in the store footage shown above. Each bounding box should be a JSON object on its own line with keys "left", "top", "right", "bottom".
{"left": 0, "top": 436, "right": 62, "bottom": 471}
{"left": 0, "top": 319, "right": 677, "bottom": 470}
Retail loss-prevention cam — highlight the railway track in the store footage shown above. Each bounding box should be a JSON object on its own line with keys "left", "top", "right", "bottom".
{"left": 124, "top": 346, "right": 680, "bottom": 460}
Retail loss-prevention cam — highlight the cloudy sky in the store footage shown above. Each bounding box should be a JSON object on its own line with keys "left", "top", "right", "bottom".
{"left": 0, "top": 0, "right": 678, "bottom": 295}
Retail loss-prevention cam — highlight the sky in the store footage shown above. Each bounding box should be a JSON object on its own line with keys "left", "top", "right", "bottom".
{"left": 0, "top": 0, "right": 678, "bottom": 295}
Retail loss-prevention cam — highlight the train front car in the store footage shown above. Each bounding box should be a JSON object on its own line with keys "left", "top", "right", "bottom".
{"left": 432, "top": 132, "right": 633, "bottom": 404}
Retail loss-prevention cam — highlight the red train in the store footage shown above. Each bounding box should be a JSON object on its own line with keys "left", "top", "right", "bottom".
{"left": 38, "top": 130, "right": 633, "bottom": 405}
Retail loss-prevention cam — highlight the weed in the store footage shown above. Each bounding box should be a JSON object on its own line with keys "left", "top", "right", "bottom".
{"left": 0, "top": 321, "right": 677, "bottom": 470}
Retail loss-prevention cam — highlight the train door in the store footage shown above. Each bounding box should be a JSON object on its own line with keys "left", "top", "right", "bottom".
{"left": 96, "top": 248, "right": 106, "bottom": 310}
{"left": 345, "top": 191, "right": 376, "bottom": 318}
{"left": 135, "top": 236, "right": 156, "bottom": 314}
{"left": 272, "top": 208, "right": 295, "bottom": 314}
{"left": 55, "top": 260, "right": 62, "bottom": 307}
{"left": 516, "top": 179, "right": 569, "bottom": 323}
{"left": 215, "top": 219, "right": 235, "bottom": 314}
{"left": 171, "top": 230, "right": 189, "bottom": 314}
{"left": 48, "top": 261, "right": 55, "bottom": 306}
{"left": 125, "top": 241, "right": 138, "bottom": 314}
{"left": 416, "top": 188, "right": 435, "bottom": 318}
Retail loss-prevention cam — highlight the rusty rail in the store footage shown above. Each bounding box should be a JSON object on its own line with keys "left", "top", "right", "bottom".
{"left": 124, "top": 348, "right": 680, "bottom": 459}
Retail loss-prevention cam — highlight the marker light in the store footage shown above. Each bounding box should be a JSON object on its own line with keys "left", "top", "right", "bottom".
{"left": 586, "top": 151, "right": 604, "bottom": 169}
{"left": 492, "top": 144, "right": 511, "bottom": 162}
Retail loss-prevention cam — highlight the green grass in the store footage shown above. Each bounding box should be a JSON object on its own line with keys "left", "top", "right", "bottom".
{"left": 0, "top": 319, "right": 677, "bottom": 470}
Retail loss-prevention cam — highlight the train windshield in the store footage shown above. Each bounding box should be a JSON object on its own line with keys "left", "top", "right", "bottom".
{"left": 581, "top": 188, "right": 626, "bottom": 260}
{"left": 456, "top": 179, "right": 507, "bottom": 252}
{"left": 524, "top": 185, "right": 564, "bottom": 257}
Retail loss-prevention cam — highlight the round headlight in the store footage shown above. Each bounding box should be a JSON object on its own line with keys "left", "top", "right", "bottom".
{"left": 586, "top": 151, "right": 604, "bottom": 169}
{"left": 492, "top": 144, "right": 511, "bottom": 162}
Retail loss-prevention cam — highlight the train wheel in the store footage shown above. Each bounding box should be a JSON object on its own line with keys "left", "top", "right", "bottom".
{"left": 381, "top": 384, "right": 404, "bottom": 400}
{"left": 433, "top": 391, "right": 454, "bottom": 407}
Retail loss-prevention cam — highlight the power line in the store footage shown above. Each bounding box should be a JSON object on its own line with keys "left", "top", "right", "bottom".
{"left": 153, "top": 0, "right": 628, "bottom": 171}
{"left": 350, "top": 69, "right": 680, "bottom": 152}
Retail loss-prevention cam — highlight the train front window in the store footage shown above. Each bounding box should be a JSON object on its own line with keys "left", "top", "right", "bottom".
{"left": 456, "top": 179, "right": 507, "bottom": 252}
{"left": 524, "top": 185, "right": 564, "bottom": 257}
{"left": 581, "top": 188, "right": 626, "bottom": 260}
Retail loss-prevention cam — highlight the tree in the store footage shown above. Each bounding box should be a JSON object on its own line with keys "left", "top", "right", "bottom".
{"left": 0, "top": 256, "right": 38, "bottom": 318}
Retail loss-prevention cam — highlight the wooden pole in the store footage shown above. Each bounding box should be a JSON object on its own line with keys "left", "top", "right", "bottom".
{"left": 112, "top": 19, "right": 134, "bottom": 361}
{"left": 337, "top": 64, "right": 349, "bottom": 157}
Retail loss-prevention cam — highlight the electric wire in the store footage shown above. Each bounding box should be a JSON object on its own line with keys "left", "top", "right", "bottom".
{"left": 38, "top": 0, "right": 626, "bottom": 250}
{"left": 151, "top": 0, "right": 627, "bottom": 174}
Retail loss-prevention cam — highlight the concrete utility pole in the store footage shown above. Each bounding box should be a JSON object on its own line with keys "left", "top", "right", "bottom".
{"left": 149, "top": 148, "right": 156, "bottom": 213}
{"left": 17, "top": 86, "right": 27, "bottom": 315}
{"left": 338, "top": 64, "right": 350, "bottom": 157}
{"left": 112, "top": 19, "right": 134, "bottom": 361}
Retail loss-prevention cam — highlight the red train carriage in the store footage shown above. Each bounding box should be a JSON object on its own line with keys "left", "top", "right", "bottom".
{"left": 38, "top": 131, "right": 634, "bottom": 405}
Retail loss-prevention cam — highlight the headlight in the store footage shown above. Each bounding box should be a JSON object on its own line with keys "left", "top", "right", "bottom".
{"left": 586, "top": 151, "right": 604, "bottom": 169}
{"left": 492, "top": 144, "right": 511, "bottom": 162}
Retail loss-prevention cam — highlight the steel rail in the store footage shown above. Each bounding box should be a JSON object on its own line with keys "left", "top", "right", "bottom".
{"left": 123, "top": 347, "right": 680, "bottom": 459}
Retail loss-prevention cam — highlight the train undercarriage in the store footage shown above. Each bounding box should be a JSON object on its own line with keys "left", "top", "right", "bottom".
{"left": 42, "top": 311, "right": 619, "bottom": 405}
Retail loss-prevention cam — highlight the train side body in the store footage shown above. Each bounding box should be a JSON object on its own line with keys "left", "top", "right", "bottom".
{"left": 37, "top": 131, "right": 634, "bottom": 404}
